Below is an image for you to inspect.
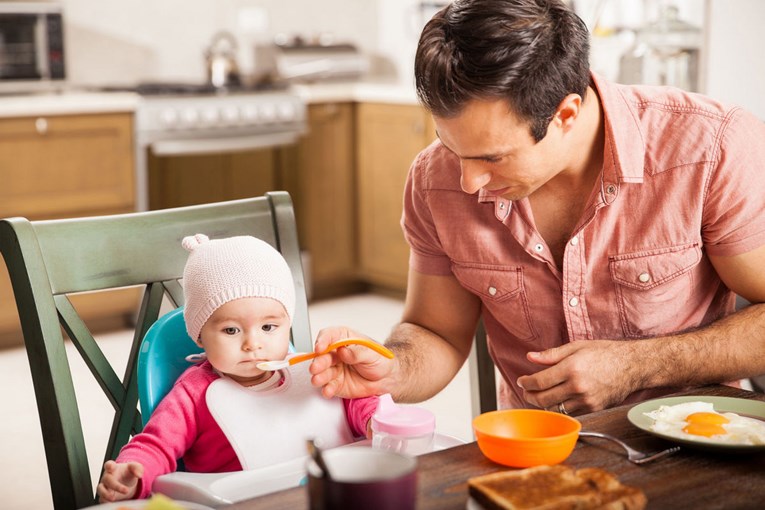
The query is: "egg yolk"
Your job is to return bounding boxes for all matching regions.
[682,412,730,437]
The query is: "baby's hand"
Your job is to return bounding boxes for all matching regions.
[97,460,144,502]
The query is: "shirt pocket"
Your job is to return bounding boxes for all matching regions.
[609,243,702,338]
[451,263,537,341]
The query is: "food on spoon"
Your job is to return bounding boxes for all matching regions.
[468,465,646,510]
[644,401,765,445]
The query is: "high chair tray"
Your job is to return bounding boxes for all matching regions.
[153,433,465,507]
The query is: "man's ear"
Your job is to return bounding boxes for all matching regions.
[552,93,583,130]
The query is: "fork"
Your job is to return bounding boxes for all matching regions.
[579,431,681,464]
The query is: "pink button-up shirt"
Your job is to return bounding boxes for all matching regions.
[402,73,765,409]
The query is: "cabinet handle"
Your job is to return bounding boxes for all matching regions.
[35,117,48,135]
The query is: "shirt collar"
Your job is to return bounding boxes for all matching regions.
[591,72,645,184]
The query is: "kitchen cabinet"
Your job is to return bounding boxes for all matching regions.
[147,150,277,210]
[356,103,436,293]
[279,102,362,299]
[0,112,139,348]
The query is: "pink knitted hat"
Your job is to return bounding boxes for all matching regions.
[181,233,295,340]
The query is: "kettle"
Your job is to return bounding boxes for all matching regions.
[204,31,241,88]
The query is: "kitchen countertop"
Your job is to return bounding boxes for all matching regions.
[0,79,419,118]
[0,90,140,118]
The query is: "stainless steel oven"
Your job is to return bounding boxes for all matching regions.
[128,83,307,211]
[0,2,65,93]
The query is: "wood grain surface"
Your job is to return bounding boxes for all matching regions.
[229,385,765,510]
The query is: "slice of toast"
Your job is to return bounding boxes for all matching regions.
[468,465,647,510]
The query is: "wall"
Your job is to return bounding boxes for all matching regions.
[704,0,765,119]
[60,0,765,120]
[61,0,380,86]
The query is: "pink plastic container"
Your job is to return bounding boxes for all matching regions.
[371,394,436,456]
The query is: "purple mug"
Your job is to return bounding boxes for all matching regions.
[307,446,417,510]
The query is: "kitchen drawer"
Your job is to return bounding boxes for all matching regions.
[0,112,135,219]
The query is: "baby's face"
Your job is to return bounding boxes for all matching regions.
[198,296,291,385]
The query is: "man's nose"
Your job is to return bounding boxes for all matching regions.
[460,160,491,194]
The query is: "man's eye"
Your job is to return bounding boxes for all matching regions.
[223,327,239,335]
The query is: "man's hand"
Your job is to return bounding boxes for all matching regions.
[96,460,143,502]
[517,340,643,414]
[309,326,396,399]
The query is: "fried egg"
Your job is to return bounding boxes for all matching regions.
[644,401,765,445]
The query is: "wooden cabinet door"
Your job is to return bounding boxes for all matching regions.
[279,103,360,299]
[0,113,135,219]
[356,103,436,292]
[148,150,276,210]
[0,112,138,346]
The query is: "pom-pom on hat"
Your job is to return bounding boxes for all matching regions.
[181,233,295,340]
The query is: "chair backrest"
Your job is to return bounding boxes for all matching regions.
[0,192,310,510]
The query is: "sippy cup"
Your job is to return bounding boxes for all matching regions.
[371,394,436,456]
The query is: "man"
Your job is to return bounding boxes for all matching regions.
[310,0,765,415]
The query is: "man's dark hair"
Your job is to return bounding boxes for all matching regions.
[415,0,591,142]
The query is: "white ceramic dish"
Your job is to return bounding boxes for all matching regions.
[153,433,466,507]
[627,395,765,452]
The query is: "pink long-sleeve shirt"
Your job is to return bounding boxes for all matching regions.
[117,361,378,498]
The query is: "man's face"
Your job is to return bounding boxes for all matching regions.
[433,98,565,201]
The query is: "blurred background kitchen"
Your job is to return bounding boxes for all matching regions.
[1,1,764,508]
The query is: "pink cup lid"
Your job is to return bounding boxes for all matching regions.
[372,394,436,436]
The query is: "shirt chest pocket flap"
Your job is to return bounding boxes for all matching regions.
[609,243,702,291]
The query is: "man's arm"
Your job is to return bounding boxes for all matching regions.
[387,269,482,402]
[310,269,481,402]
[518,245,765,414]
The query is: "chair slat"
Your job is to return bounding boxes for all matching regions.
[161,279,185,308]
[56,295,127,409]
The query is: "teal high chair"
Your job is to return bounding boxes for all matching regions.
[137,306,201,426]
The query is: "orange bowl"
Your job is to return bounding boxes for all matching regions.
[472,409,581,468]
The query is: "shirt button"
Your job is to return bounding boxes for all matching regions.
[606,184,617,194]
[498,202,505,210]
[638,272,651,283]
[570,237,579,246]
[534,243,544,252]
[569,297,579,307]
[488,286,497,296]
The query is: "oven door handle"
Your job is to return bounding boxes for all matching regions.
[149,131,300,156]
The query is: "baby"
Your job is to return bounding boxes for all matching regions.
[97,234,379,502]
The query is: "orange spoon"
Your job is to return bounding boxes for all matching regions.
[256,338,394,371]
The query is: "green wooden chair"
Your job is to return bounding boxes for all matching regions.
[0,191,310,510]
[468,318,498,418]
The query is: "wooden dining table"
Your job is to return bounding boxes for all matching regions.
[228,385,765,509]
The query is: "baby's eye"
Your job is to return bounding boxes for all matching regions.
[483,156,503,165]
[262,323,277,332]
[223,327,240,335]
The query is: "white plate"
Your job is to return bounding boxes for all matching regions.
[81,500,214,510]
[627,395,765,452]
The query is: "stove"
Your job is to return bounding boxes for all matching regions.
[121,81,307,211]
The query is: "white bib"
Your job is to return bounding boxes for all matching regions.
[206,363,355,470]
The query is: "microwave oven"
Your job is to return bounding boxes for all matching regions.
[0,2,65,93]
